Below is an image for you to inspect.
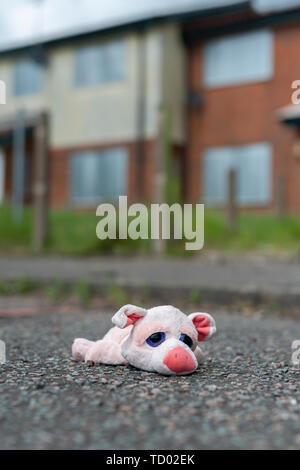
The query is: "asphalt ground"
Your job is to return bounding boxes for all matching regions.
[0,308,299,449]
[2,255,300,306]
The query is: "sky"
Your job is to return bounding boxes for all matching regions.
[0,0,299,49]
[0,0,237,46]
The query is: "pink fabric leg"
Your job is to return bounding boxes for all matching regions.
[72,338,95,362]
[72,327,131,365]
[85,339,128,365]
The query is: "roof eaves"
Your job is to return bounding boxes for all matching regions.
[0,1,250,56]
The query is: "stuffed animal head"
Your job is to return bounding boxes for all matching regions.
[112,304,216,375]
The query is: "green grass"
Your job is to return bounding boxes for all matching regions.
[0,277,38,295]
[0,205,33,253]
[204,210,300,254]
[1,204,300,256]
[189,289,201,305]
[14,277,38,293]
[44,277,65,301]
[72,280,92,306]
[48,209,151,255]
[106,284,129,305]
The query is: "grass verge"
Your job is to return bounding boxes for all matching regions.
[1,204,300,256]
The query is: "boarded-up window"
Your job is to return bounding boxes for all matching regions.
[71,148,128,205]
[203,142,272,206]
[14,58,43,96]
[203,29,273,88]
[74,40,126,86]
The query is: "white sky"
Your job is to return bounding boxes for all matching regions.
[0,0,298,49]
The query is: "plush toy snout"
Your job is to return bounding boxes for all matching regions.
[163,346,196,374]
[146,335,198,375]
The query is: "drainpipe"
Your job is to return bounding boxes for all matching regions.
[12,109,26,222]
[32,111,49,252]
[135,29,147,202]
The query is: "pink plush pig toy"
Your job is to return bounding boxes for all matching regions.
[72,304,217,376]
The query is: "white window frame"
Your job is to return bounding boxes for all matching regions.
[203,29,273,88]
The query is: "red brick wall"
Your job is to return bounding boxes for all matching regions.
[186,23,300,213]
[49,139,157,209]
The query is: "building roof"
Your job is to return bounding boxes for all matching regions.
[0,0,248,55]
[2,0,300,56]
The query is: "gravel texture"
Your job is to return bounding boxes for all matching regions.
[0,308,300,450]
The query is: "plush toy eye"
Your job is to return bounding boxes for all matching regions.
[146,332,166,347]
[179,333,193,348]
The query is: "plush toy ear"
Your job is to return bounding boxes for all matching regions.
[112,304,147,329]
[188,312,216,342]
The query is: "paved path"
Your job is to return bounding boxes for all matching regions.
[0,309,299,449]
[1,255,300,304]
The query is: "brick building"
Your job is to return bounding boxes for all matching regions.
[183,1,300,213]
[1,1,300,212]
